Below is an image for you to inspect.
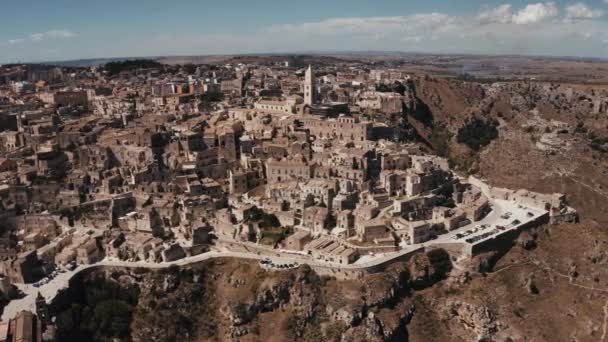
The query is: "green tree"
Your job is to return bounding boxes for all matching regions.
[200,91,224,103]
[456,118,499,151]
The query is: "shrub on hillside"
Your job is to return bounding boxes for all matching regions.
[457,118,499,151]
[104,59,162,75]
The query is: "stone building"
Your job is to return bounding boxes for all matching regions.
[299,115,372,143]
[392,217,431,244]
[357,91,404,113]
[4,310,42,342]
[76,239,101,265]
[355,218,390,242]
[54,91,89,108]
[0,251,40,283]
[302,206,329,235]
[283,230,312,251]
[254,96,301,114]
[265,155,312,183]
[229,170,262,195]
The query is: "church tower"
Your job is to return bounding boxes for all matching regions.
[304,65,315,106]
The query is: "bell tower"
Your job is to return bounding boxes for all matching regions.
[304,65,315,106]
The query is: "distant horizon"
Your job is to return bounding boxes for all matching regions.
[5,49,608,67]
[2,1,608,64]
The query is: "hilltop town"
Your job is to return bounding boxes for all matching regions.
[0,58,584,341]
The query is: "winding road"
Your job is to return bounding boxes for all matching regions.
[0,197,547,322]
[1,246,423,322]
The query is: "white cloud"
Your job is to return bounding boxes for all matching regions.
[29,30,76,41]
[402,36,422,43]
[267,13,455,37]
[512,2,559,24]
[258,2,608,57]
[269,2,564,41]
[478,4,513,24]
[5,30,76,46]
[565,3,604,19]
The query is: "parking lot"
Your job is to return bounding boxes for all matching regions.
[259,258,300,270]
[438,199,548,246]
[32,269,65,288]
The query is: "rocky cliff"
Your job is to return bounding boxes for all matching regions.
[50,249,451,341]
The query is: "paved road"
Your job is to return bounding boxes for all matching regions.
[0,247,420,322]
[1,198,548,322]
[1,251,267,322]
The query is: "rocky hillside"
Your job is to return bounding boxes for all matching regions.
[50,250,451,342]
[408,219,608,342]
[407,77,608,222]
[395,77,608,341]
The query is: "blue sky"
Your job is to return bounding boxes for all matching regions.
[2,1,608,63]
